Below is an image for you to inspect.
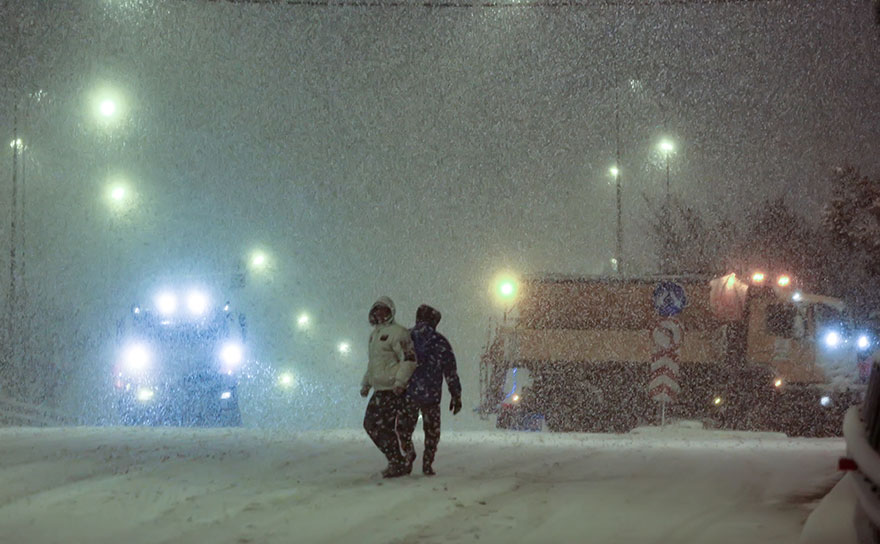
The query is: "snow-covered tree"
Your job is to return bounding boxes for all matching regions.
[643,194,861,311]
[823,167,880,273]
[821,167,880,316]
[644,196,743,276]
[737,198,818,279]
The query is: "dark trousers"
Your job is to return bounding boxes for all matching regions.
[363,391,405,464]
[397,399,442,464]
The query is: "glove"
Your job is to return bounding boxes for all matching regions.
[393,385,406,396]
[360,385,371,398]
[450,395,462,415]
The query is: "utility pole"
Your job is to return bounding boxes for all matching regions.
[615,108,622,276]
[613,3,623,276]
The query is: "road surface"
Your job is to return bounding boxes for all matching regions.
[0,425,843,544]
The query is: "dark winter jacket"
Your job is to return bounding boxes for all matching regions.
[406,305,462,406]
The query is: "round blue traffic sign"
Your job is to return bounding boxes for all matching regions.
[653,282,687,317]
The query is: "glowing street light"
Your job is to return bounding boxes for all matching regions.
[492,273,520,323]
[104,175,136,212]
[657,139,676,196]
[99,99,117,117]
[296,313,310,329]
[9,138,23,151]
[609,166,619,178]
[249,250,269,272]
[279,371,295,389]
[495,275,518,302]
[92,88,125,123]
[338,342,351,355]
[499,281,515,298]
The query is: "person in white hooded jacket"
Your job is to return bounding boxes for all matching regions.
[360,296,417,478]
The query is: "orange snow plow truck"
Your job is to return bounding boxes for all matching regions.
[479,273,867,436]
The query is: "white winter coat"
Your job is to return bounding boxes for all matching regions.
[361,297,417,392]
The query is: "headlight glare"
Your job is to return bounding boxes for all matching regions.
[121,343,151,374]
[824,330,841,349]
[186,290,210,316]
[220,341,244,370]
[156,291,177,316]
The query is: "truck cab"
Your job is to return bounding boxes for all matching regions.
[114,287,246,426]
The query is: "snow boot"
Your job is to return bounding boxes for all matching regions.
[382,461,408,479]
[403,449,417,475]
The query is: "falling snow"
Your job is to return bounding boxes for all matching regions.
[0,1,878,542]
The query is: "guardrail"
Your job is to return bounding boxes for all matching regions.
[0,396,77,427]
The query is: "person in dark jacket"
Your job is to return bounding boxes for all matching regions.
[397,304,462,476]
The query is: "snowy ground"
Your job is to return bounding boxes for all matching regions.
[0,425,845,544]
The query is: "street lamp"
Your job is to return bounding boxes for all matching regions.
[99,99,117,118]
[279,371,295,389]
[658,139,675,202]
[657,138,676,274]
[92,87,124,121]
[296,312,310,330]
[610,165,622,275]
[496,277,517,301]
[104,175,136,214]
[249,250,268,271]
[492,273,520,322]
[338,342,351,355]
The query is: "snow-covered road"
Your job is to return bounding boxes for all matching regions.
[0,426,844,544]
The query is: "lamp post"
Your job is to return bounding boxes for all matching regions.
[658,139,674,205]
[610,165,621,275]
[657,139,675,274]
[495,275,519,323]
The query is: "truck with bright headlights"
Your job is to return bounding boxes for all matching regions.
[481,271,867,436]
[113,288,247,426]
